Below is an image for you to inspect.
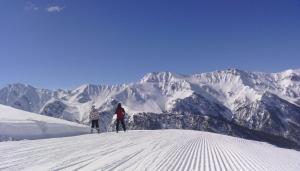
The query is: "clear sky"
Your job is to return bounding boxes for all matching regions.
[0,0,299,90]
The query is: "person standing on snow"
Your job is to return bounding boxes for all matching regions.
[89,105,100,133]
[115,103,126,133]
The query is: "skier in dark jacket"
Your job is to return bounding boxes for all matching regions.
[89,105,100,133]
[115,103,126,133]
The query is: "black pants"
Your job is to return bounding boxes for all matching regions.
[116,118,126,132]
[91,120,99,133]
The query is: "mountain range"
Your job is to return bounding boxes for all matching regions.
[1,68,300,149]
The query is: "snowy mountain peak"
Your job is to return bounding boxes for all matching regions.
[276,69,300,82]
[73,84,127,95]
[140,71,184,83]
[190,68,251,87]
[219,68,247,75]
[6,83,35,91]
[72,84,99,94]
[280,68,300,74]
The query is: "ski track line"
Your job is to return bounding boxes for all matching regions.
[152,143,180,170]
[212,140,228,171]
[191,136,199,170]
[99,133,166,171]
[132,139,164,170]
[224,143,251,171]
[106,146,149,170]
[216,144,233,170]
[129,140,169,170]
[51,157,97,171]
[156,142,185,170]
[221,141,251,171]
[80,142,143,171]
[220,138,252,171]
[232,142,276,171]
[228,144,265,171]
[1,143,91,169]
[185,138,198,171]
[153,136,189,170]
[210,140,223,171]
[211,139,236,171]
[225,138,260,171]
[204,137,209,171]
[70,160,98,171]
[199,136,205,171]
[223,144,258,171]
[54,134,148,170]
[0,150,62,169]
[1,135,124,170]
[0,163,19,170]
[58,147,137,170]
[207,137,217,171]
[175,138,197,171]
[167,138,192,171]
[171,139,192,170]
[51,150,114,170]
[237,145,272,171]
[98,149,144,171]
[217,137,277,171]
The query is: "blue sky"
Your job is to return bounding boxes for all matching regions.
[0,0,299,89]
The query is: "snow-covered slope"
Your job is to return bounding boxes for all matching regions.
[0,130,299,171]
[0,104,89,141]
[0,68,300,147]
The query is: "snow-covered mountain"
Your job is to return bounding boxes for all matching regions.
[0,68,300,147]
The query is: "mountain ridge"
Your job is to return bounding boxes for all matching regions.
[1,68,300,148]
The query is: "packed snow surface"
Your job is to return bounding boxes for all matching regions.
[0,104,89,141]
[0,130,299,171]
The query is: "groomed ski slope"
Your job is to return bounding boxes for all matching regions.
[1,130,300,171]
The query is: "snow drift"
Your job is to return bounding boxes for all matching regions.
[0,104,89,141]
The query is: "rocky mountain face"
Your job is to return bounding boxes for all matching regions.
[1,69,300,149]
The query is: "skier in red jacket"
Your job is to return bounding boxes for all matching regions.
[115,103,126,133]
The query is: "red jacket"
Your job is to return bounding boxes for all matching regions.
[116,107,125,120]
